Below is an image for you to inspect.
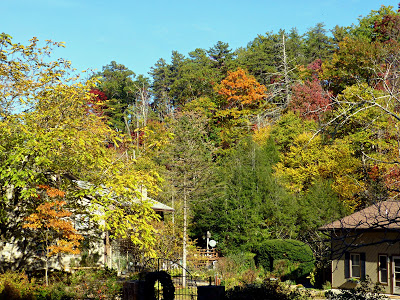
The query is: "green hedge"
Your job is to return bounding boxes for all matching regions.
[254,239,315,280]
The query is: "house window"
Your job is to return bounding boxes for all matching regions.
[378,255,388,284]
[350,253,361,278]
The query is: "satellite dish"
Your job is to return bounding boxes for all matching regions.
[209,240,217,248]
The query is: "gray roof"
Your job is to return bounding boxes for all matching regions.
[74,180,174,212]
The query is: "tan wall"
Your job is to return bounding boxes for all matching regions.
[331,231,400,294]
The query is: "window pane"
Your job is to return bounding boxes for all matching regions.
[351,255,360,266]
[351,254,360,278]
[352,265,360,278]
[379,255,388,283]
[381,270,388,283]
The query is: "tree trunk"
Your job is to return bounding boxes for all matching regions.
[45,230,49,286]
[282,34,291,108]
[182,175,187,288]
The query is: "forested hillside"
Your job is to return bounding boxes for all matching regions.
[1,4,400,273]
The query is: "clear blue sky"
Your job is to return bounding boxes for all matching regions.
[2,0,399,77]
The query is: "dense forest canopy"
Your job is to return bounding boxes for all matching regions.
[2,4,400,270]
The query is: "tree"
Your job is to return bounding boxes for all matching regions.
[235,32,281,86]
[304,23,333,62]
[214,68,267,151]
[207,41,235,76]
[290,78,332,121]
[192,136,299,253]
[274,130,363,210]
[23,185,83,285]
[351,5,398,42]
[159,111,214,285]
[0,34,160,270]
[94,61,137,132]
[149,58,173,120]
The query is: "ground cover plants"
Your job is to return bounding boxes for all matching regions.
[0,269,122,300]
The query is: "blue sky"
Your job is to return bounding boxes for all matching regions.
[2,0,399,77]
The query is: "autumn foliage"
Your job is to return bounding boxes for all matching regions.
[290,79,332,121]
[23,185,83,257]
[216,68,267,109]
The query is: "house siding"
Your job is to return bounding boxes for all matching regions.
[331,231,400,294]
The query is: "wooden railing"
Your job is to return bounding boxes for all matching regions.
[188,248,219,268]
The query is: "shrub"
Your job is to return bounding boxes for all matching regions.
[70,268,122,299]
[225,279,311,300]
[216,252,264,289]
[253,239,315,280]
[0,271,35,300]
[325,276,388,300]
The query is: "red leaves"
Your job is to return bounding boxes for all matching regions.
[87,89,108,117]
[373,14,400,42]
[290,79,332,121]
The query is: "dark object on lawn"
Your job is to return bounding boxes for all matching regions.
[143,271,175,300]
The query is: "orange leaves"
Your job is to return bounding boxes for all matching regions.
[216,68,267,109]
[23,185,83,256]
[37,184,66,198]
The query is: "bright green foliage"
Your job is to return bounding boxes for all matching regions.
[330,84,394,155]
[207,41,235,74]
[254,239,315,280]
[0,34,160,267]
[322,37,396,95]
[149,42,236,116]
[94,61,145,133]
[234,32,281,86]
[351,5,398,41]
[271,112,317,153]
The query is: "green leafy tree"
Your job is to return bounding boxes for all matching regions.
[95,61,137,132]
[158,111,214,281]
[304,23,334,62]
[0,34,160,270]
[149,58,173,120]
[192,137,298,253]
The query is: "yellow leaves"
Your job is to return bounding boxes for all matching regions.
[1,34,161,254]
[274,131,362,209]
[252,126,272,146]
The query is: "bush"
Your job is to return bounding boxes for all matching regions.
[254,239,315,280]
[325,276,388,300]
[0,268,122,300]
[216,252,264,289]
[225,279,311,300]
[70,268,122,299]
[0,271,35,300]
